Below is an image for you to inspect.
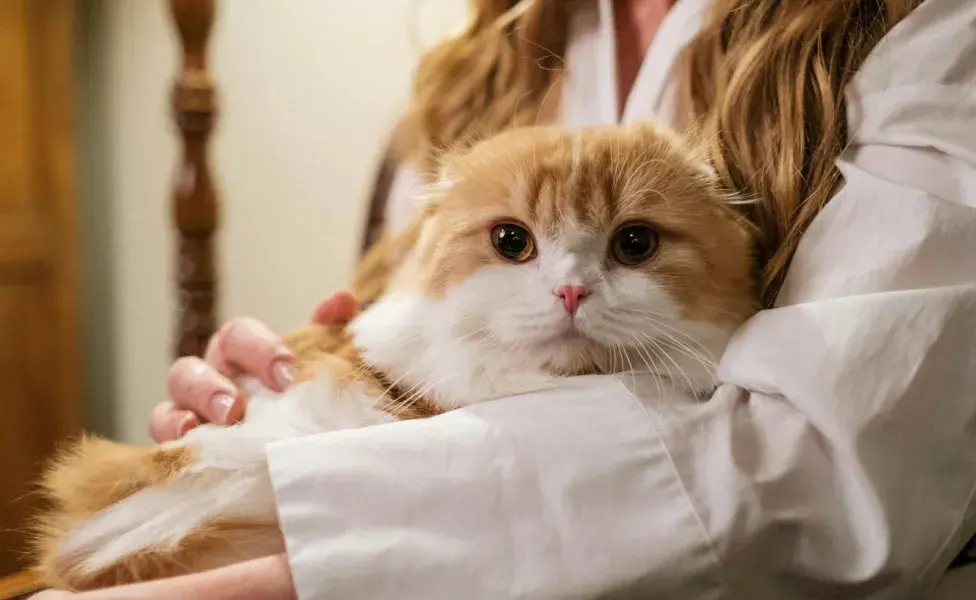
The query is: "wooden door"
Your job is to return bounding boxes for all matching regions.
[0,0,81,582]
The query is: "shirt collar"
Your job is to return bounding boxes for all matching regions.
[560,0,712,128]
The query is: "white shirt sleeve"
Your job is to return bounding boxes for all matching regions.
[267,1,976,598]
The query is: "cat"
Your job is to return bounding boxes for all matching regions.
[31,122,758,591]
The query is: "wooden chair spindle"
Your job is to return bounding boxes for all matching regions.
[169,0,219,358]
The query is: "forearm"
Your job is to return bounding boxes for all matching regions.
[72,554,295,600]
[265,377,722,599]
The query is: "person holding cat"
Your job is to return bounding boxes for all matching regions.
[39,0,976,598]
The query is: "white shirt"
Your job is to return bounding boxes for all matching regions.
[266,0,976,598]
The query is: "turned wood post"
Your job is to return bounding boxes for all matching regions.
[170,0,219,358]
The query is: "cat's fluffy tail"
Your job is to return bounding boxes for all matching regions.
[30,374,378,591]
[32,434,281,591]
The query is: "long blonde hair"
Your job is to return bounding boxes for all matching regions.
[392,0,922,307]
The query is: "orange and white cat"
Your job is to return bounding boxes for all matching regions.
[33,122,757,590]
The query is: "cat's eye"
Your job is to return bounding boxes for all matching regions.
[610,223,659,266]
[491,222,536,263]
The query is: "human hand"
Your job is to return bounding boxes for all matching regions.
[29,592,75,600]
[27,554,296,600]
[150,290,360,442]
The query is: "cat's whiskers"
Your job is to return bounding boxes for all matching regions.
[614,341,638,392]
[639,332,698,394]
[652,331,717,375]
[586,311,666,351]
[390,374,454,420]
[622,301,740,321]
[617,344,628,376]
[580,307,715,387]
[635,332,676,392]
[615,307,718,362]
[623,313,717,369]
[627,334,666,401]
[611,305,720,390]
[386,377,436,419]
[644,338,678,396]
[612,343,624,375]
[344,356,392,387]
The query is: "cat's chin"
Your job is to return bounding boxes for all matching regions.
[533,334,609,377]
[533,329,589,349]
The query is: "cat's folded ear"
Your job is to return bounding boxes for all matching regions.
[625,119,718,181]
[415,139,478,213]
[432,162,459,199]
[431,137,480,193]
[352,131,489,306]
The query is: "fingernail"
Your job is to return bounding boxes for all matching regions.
[177,414,199,438]
[274,361,296,389]
[213,393,238,424]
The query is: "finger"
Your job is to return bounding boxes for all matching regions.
[166,356,246,425]
[205,317,295,392]
[149,401,201,443]
[311,290,360,325]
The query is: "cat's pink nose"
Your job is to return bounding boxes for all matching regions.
[555,285,588,316]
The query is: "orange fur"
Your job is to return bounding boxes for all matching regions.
[32,122,758,591]
[38,513,282,591]
[32,439,202,589]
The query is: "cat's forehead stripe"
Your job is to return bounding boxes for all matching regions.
[522,160,596,237]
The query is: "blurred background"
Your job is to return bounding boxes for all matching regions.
[79,0,465,444]
[0,0,466,590]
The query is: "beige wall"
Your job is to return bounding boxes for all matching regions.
[79,1,467,443]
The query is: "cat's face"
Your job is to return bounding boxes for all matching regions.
[353,124,757,406]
